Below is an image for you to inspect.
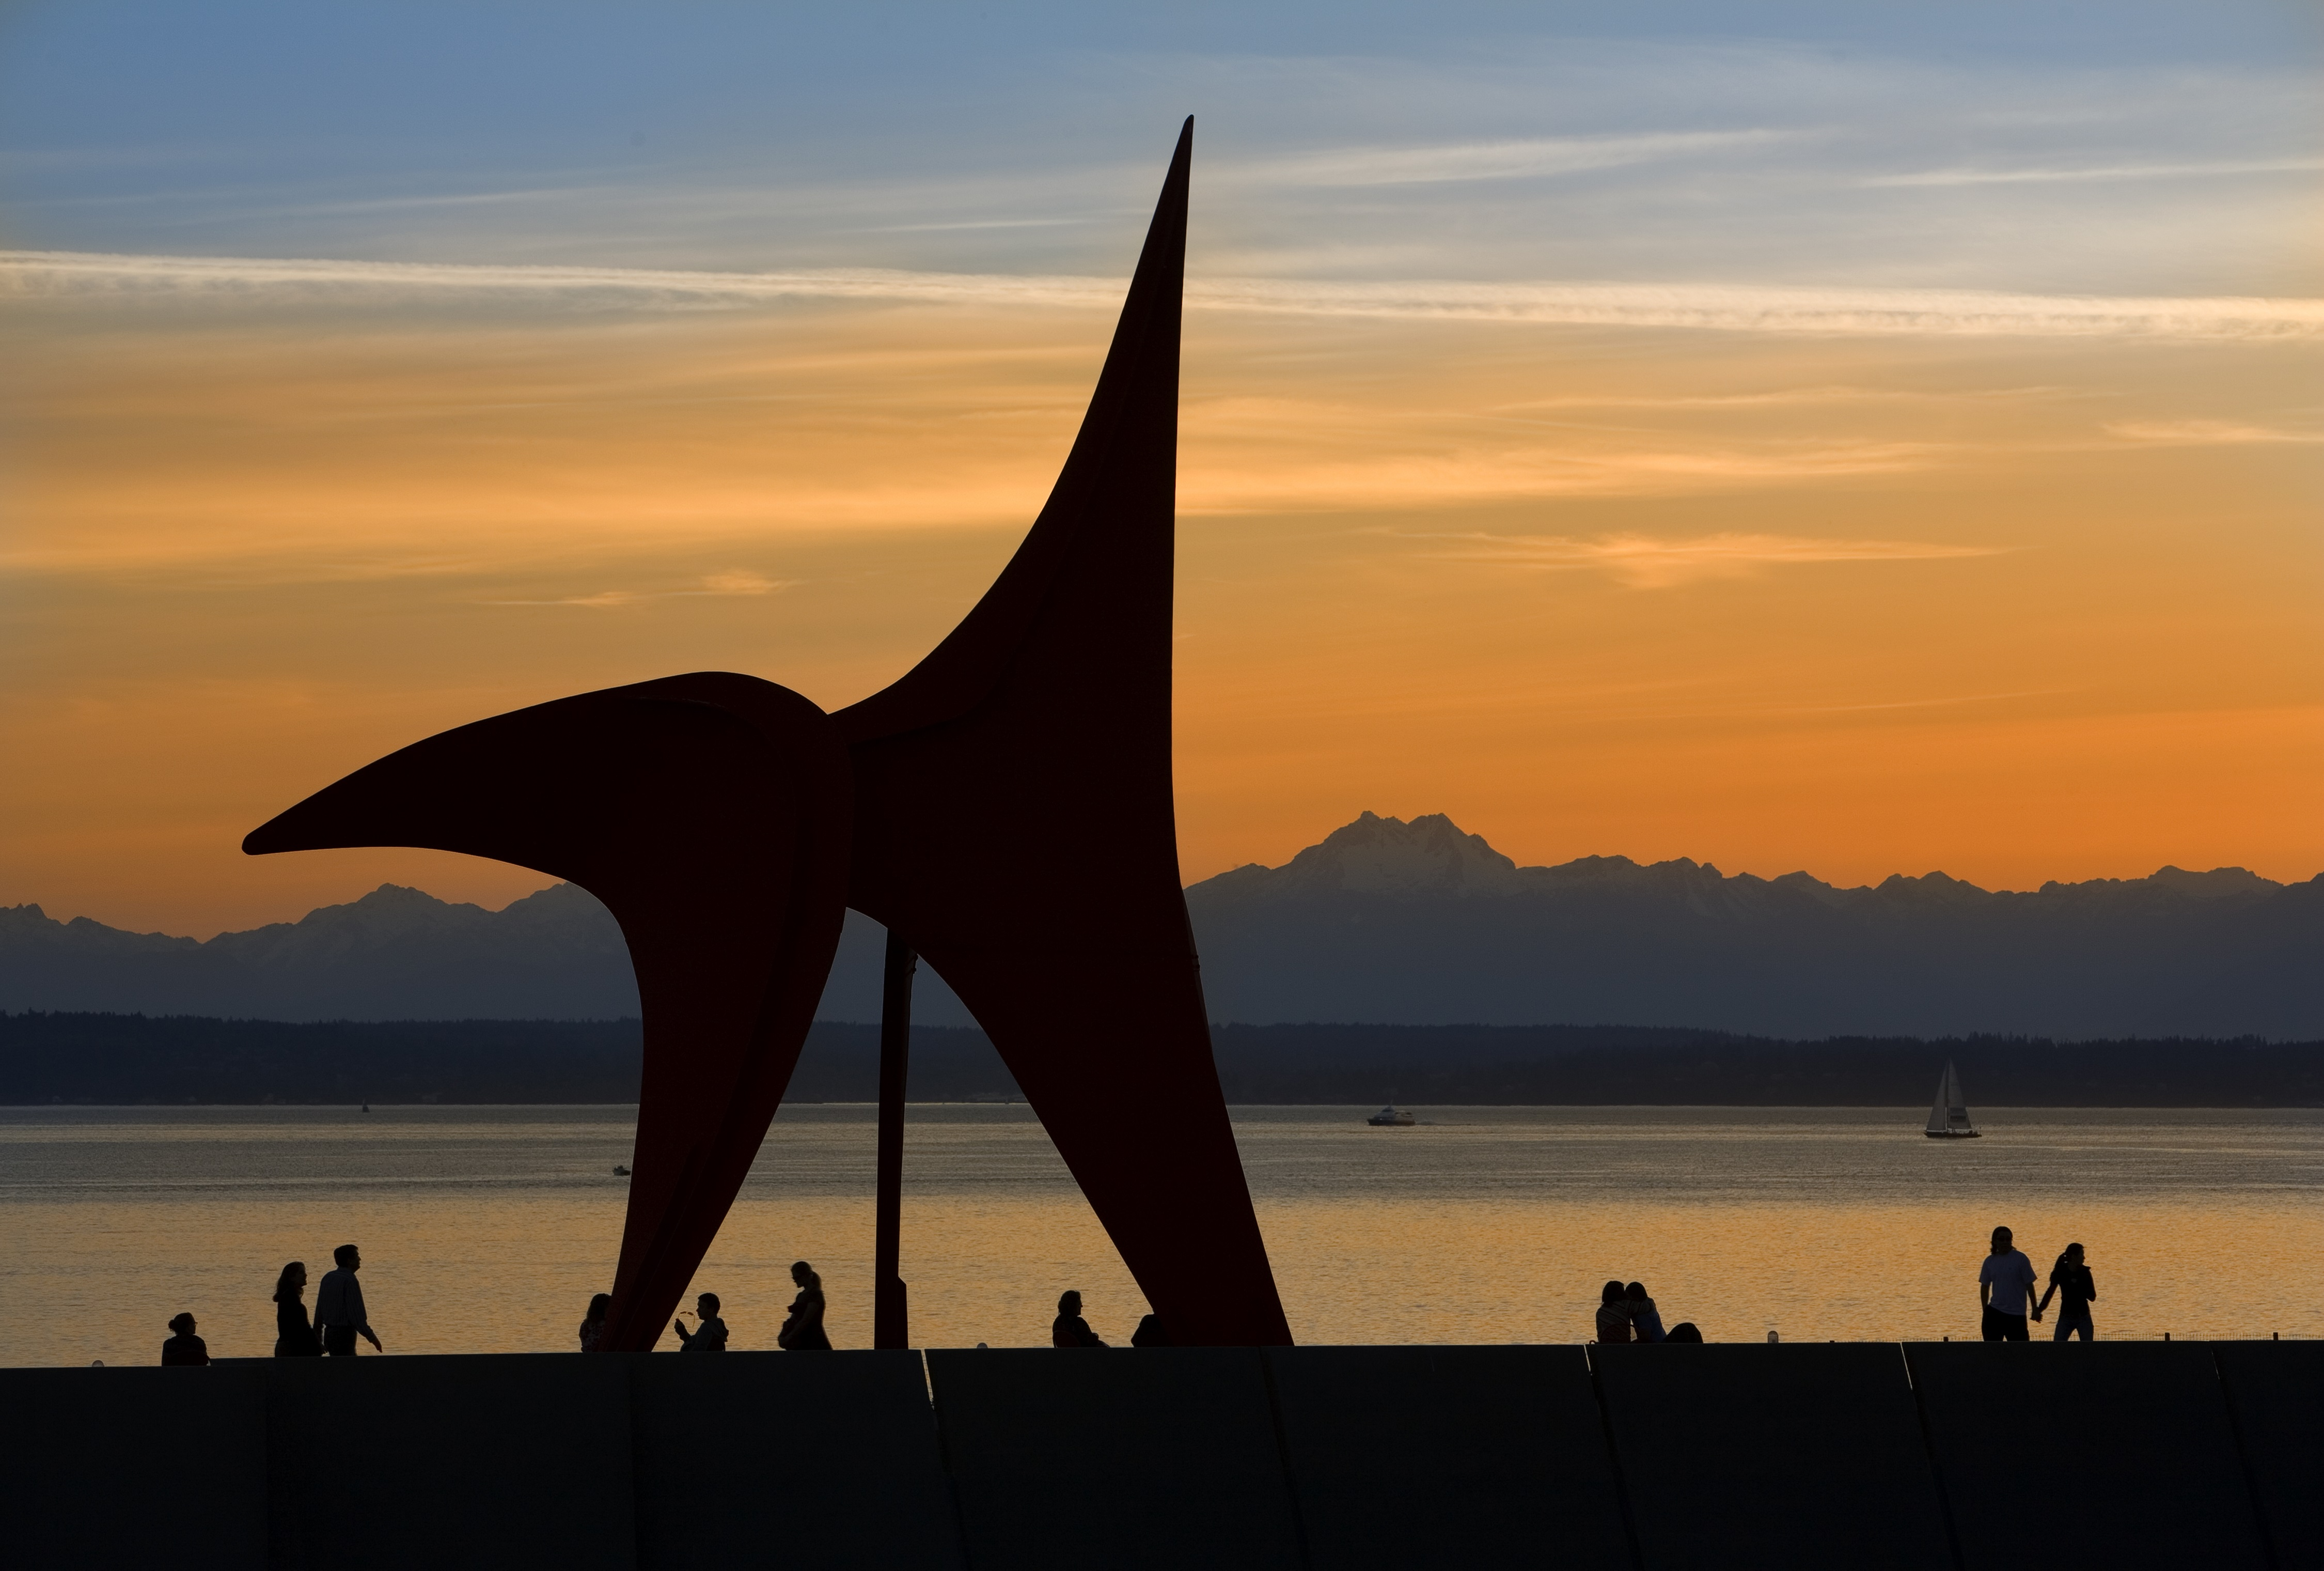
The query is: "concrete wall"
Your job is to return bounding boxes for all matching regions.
[927,1347,1301,1571]
[2,1343,2309,1570]
[2213,1341,2324,1569]
[1597,1342,1952,1571]
[1906,1341,2269,1570]
[1264,1344,1628,1571]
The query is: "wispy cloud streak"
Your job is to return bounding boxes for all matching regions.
[1227,129,1797,187]
[1195,279,2324,340]
[8,249,2321,340]
[2105,418,2324,445]
[1866,157,2324,188]
[477,570,790,608]
[1419,531,2012,588]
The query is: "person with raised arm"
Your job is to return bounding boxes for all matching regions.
[674,1292,728,1352]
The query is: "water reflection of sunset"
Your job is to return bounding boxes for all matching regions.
[6,1106,2316,1366]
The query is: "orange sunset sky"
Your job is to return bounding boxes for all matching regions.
[3,3,2319,937]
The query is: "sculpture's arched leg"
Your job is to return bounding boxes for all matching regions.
[244,672,851,1351]
[839,120,1293,1346]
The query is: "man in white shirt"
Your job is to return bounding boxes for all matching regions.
[1977,1224,2039,1341]
[316,1243,384,1356]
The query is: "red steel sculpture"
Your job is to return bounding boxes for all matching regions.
[244,120,1295,1351]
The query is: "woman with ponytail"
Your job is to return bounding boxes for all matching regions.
[778,1261,832,1349]
[2036,1242,2097,1341]
[273,1262,322,1357]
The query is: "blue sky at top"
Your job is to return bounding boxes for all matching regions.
[3,1,2316,294]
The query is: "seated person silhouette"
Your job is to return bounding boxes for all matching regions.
[160,1313,209,1366]
[674,1293,729,1352]
[578,1292,611,1353]
[1594,1280,1632,1344]
[1665,1322,1704,1343]
[1052,1290,1107,1347]
[1625,1281,1668,1343]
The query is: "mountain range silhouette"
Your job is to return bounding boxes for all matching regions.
[4,812,2316,1037]
[1186,813,2319,1038]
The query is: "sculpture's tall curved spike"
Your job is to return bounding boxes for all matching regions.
[839,117,1295,1345]
[244,674,851,1352]
[838,117,1193,745]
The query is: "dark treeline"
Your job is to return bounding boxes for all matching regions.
[3,1014,648,1105]
[0,1015,1020,1106]
[1206,1023,2324,1107]
[4,1012,2320,1107]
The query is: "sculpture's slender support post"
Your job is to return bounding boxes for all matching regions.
[840,119,1293,1345]
[873,931,916,1349]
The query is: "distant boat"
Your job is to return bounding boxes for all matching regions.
[1367,1105,1416,1127]
[613,1164,631,1176]
[1924,1062,1981,1139]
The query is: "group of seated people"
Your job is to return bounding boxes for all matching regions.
[1051,1290,1172,1347]
[1595,1280,1702,1343]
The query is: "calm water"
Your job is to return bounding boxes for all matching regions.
[2,1105,2318,1367]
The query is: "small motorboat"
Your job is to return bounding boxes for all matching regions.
[612,1164,632,1176]
[1367,1105,1416,1127]
[1924,1061,1981,1139]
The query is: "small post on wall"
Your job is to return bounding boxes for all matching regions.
[873,931,916,1349]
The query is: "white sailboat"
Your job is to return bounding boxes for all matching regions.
[1924,1061,1980,1139]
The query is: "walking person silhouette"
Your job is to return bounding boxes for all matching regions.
[1978,1225,2038,1341]
[316,1244,383,1356]
[778,1262,831,1350]
[273,1262,322,1357]
[2036,1242,2097,1341]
